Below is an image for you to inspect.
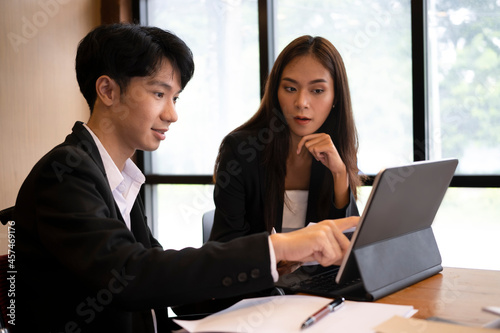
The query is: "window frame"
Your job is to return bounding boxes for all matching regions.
[135,0,500,231]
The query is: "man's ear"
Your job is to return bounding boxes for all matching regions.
[95,75,119,107]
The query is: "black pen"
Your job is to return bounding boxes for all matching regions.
[300,297,345,330]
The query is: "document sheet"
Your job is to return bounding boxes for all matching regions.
[174,295,416,333]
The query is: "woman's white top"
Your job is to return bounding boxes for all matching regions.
[282,190,309,233]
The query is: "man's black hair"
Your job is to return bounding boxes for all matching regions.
[75,23,195,112]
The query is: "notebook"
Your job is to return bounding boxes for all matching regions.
[276,158,458,301]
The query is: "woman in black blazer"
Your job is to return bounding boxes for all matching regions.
[211,36,363,248]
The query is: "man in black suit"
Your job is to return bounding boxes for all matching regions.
[14,23,358,332]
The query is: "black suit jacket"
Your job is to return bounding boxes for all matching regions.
[211,131,359,242]
[14,122,274,333]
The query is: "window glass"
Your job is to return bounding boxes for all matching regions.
[356,186,500,270]
[147,0,260,174]
[427,0,500,174]
[274,0,413,174]
[155,184,214,250]
[432,188,500,270]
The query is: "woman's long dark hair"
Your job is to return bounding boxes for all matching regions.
[214,35,362,232]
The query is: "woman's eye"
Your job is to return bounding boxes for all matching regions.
[173,96,179,103]
[284,86,296,92]
[313,89,324,94]
[155,92,164,98]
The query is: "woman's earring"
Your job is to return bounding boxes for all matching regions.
[332,104,336,109]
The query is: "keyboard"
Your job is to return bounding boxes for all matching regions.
[299,268,362,295]
[276,264,363,299]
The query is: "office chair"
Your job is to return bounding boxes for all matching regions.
[202,209,215,243]
[0,207,13,226]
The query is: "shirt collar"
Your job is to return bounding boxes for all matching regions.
[82,124,145,191]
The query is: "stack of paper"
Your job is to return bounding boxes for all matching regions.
[174,295,416,333]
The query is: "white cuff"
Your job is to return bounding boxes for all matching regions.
[268,236,279,282]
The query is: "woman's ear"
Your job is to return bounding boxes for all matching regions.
[95,75,119,107]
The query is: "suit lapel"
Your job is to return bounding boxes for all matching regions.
[67,121,107,176]
[130,197,152,248]
[69,121,152,248]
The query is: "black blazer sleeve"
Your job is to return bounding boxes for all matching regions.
[307,158,360,223]
[211,133,268,242]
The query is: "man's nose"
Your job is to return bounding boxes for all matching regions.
[161,102,178,123]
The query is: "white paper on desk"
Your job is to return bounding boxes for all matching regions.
[173,295,416,333]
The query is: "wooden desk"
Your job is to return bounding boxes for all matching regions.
[376,267,500,327]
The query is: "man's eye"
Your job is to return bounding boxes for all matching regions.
[155,92,164,98]
[173,96,179,103]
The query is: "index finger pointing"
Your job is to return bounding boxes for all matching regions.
[333,216,359,232]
